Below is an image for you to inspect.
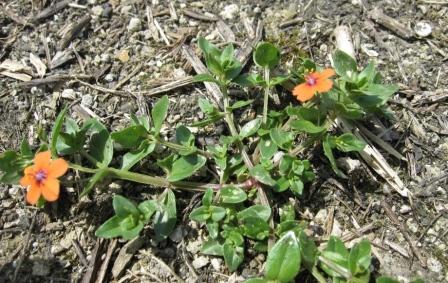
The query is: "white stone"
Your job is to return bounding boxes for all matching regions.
[337,157,361,173]
[104,73,115,82]
[61,89,76,99]
[81,94,94,106]
[91,6,104,16]
[192,256,209,269]
[210,258,222,271]
[399,205,411,214]
[414,21,432,37]
[127,18,142,33]
[220,4,239,20]
[427,257,443,273]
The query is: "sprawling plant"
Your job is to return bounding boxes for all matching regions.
[0,37,417,282]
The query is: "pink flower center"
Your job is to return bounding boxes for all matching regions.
[35,170,47,183]
[305,75,317,86]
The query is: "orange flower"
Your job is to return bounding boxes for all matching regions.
[20,151,68,205]
[292,68,335,102]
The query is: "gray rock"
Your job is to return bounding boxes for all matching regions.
[210,258,222,271]
[427,257,443,273]
[169,226,184,243]
[91,6,104,16]
[192,256,209,269]
[128,18,142,33]
[220,4,239,20]
[104,73,115,82]
[81,94,94,106]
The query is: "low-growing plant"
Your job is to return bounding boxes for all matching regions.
[0,37,413,282]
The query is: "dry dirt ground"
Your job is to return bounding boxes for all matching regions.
[1,0,448,282]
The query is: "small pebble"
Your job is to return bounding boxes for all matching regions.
[220,4,239,20]
[127,18,142,33]
[399,205,412,214]
[192,256,209,269]
[414,21,432,37]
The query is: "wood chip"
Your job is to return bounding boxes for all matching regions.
[368,7,414,39]
[216,20,235,42]
[29,53,47,77]
[59,15,91,50]
[0,71,32,81]
[182,9,218,22]
[33,0,71,22]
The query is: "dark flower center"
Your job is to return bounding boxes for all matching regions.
[305,75,317,86]
[35,170,47,183]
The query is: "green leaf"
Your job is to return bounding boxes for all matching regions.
[233,73,265,87]
[270,128,293,150]
[348,239,371,275]
[210,206,226,222]
[358,61,376,86]
[198,36,220,58]
[138,200,158,221]
[190,206,211,222]
[79,167,109,197]
[153,189,177,241]
[265,231,301,283]
[113,195,140,217]
[333,50,357,79]
[198,98,216,114]
[279,204,295,222]
[228,100,254,110]
[335,133,366,152]
[175,125,194,148]
[245,278,269,283]
[20,139,33,158]
[205,53,224,78]
[224,60,242,81]
[95,215,127,239]
[298,230,318,271]
[0,151,21,184]
[111,125,147,148]
[249,164,276,186]
[357,84,399,108]
[167,154,207,181]
[254,42,280,69]
[151,95,169,136]
[130,114,150,131]
[241,216,270,240]
[259,137,278,159]
[240,118,262,138]
[223,243,244,272]
[121,140,156,171]
[290,119,326,134]
[206,220,219,239]
[237,205,271,222]
[89,120,113,167]
[290,179,304,196]
[269,75,289,86]
[201,239,224,256]
[50,107,67,157]
[220,44,235,62]
[323,135,346,178]
[202,188,213,206]
[193,73,220,84]
[376,277,400,283]
[220,186,247,204]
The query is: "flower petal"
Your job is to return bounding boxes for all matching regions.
[20,175,36,188]
[318,68,336,80]
[316,79,333,93]
[293,83,316,102]
[41,178,60,202]
[34,151,51,170]
[48,158,69,179]
[26,186,42,205]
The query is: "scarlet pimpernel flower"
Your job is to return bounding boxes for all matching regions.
[20,151,68,205]
[292,68,335,102]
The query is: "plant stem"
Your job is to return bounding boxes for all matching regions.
[69,163,252,192]
[262,67,270,125]
[221,85,253,169]
[81,150,103,168]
